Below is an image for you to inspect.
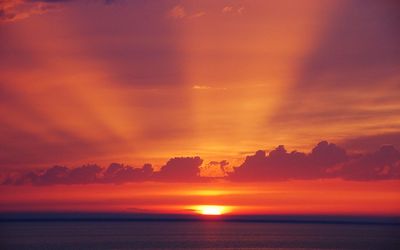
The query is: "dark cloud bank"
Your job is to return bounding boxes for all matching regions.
[2,141,400,185]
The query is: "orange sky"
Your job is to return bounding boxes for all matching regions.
[0,0,399,216]
[1,180,400,215]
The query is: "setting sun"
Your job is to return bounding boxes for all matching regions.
[193,205,229,215]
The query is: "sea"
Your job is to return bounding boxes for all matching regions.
[1,220,399,250]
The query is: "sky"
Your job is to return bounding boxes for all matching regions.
[0,0,399,216]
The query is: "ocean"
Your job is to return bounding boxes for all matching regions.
[1,221,399,249]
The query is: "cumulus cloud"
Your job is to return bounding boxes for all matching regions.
[102,163,153,184]
[154,157,203,182]
[2,164,102,185]
[2,141,400,185]
[337,145,400,181]
[229,141,399,181]
[209,160,229,168]
[1,157,203,185]
[201,160,229,177]
[3,164,89,185]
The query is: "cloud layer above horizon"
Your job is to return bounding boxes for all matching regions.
[2,141,400,185]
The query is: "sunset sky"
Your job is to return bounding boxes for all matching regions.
[0,0,399,216]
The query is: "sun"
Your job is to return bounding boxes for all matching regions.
[193,205,228,215]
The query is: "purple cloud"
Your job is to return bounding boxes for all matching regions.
[229,141,399,181]
[336,145,400,181]
[154,157,203,182]
[2,141,400,185]
[102,163,153,184]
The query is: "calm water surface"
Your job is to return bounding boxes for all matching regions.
[1,221,399,249]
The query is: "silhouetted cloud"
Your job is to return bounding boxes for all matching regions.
[336,145,400,181]
[154,157,203,182]
[1,157,203,185]
[201,160,229,177]
[3,164,102,185]
[208,160,229,168]
[102,163,153,184]
[2,141,400,185]
[66,164,102,184]
[229,141,399,181]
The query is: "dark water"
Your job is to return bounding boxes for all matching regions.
[1,221,399,249]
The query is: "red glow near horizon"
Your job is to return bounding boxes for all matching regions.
[1,180,399,216]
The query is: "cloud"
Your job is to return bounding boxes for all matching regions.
[222,5,244,15]
[229,141,399,181]
[222,6,233,13]
[192,85,227,91]
[102,163,153,184]
[336,145,400,181]
[0,0,63,23]
[167,5,205,20]
[3,164,102,185]
[201,160,229,177]
[209,160,229,168]
[2,141,400,185]
[154,157,203,182]
[66,164,103,184]
[0,0,117,23]
[167,5,186,19]
[1,157,203,185]
[193,85,211,90]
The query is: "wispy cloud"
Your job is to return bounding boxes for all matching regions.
[192,85,227,90]
[0,0,118,23]
[193,85,211,90]
[0,0,63,23]
[167,4,186,19]
[167,4,205,20]
[222,5,244,15]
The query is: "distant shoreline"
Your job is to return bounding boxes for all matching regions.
[1,213,399,225]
